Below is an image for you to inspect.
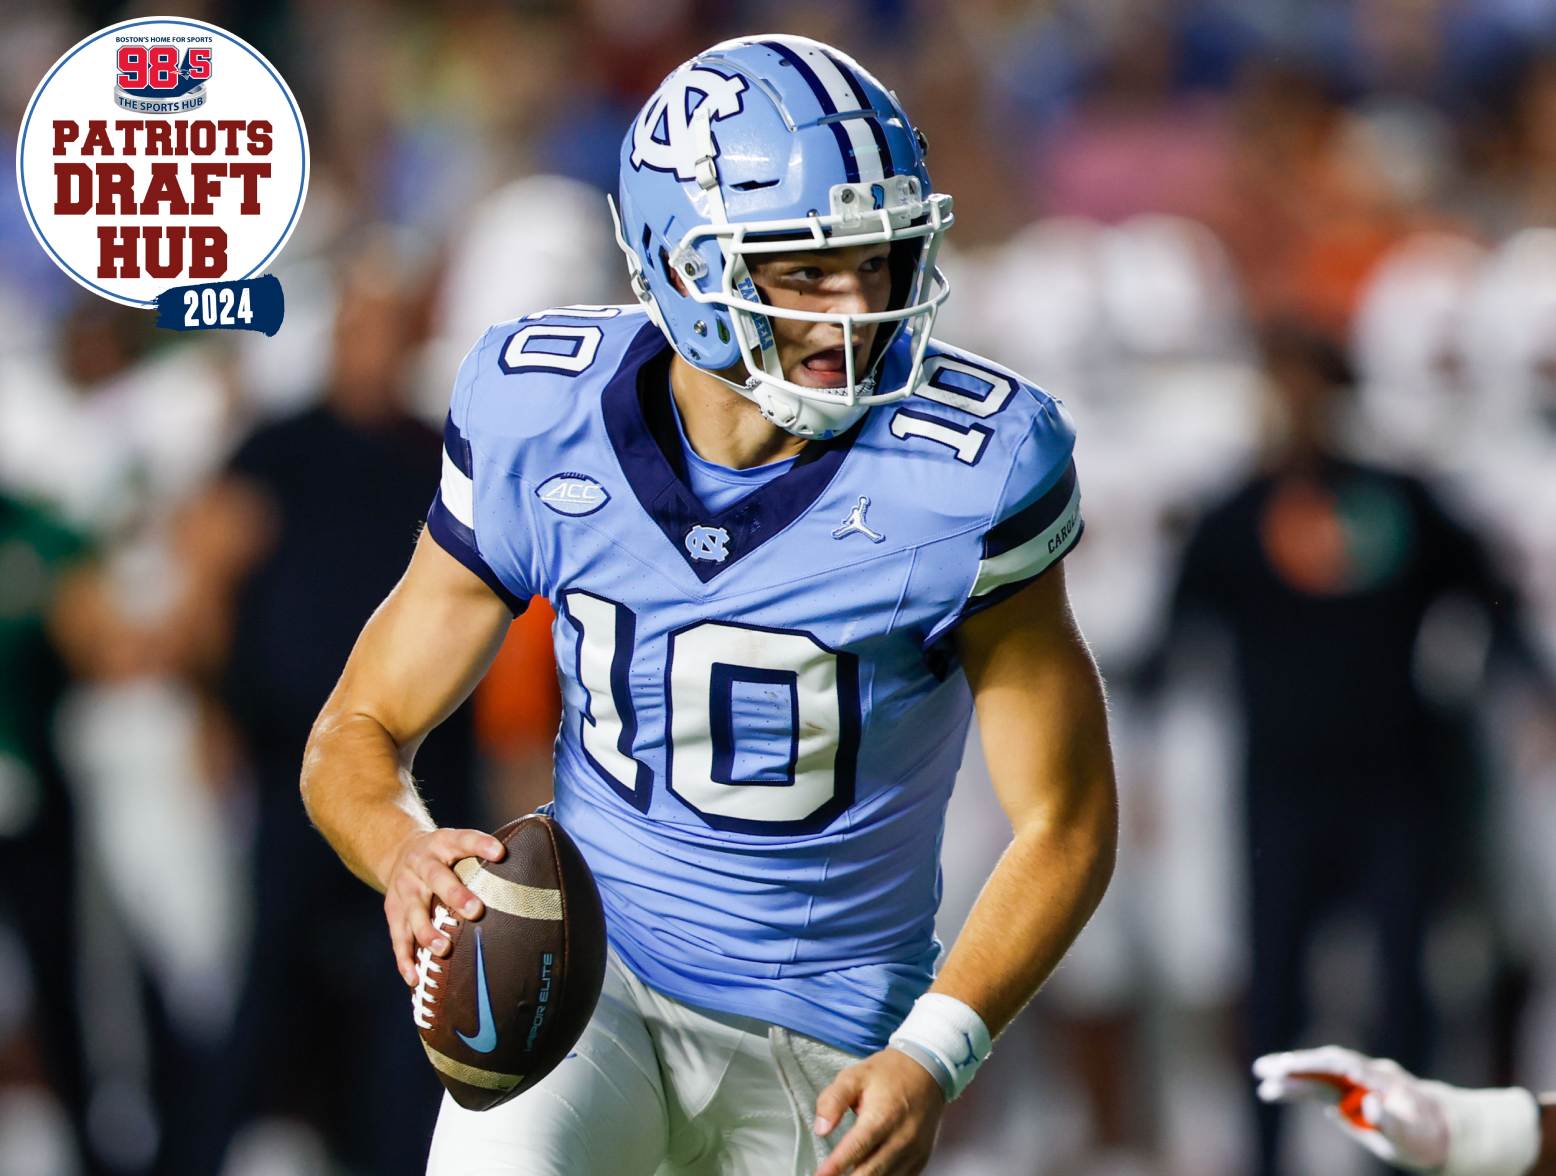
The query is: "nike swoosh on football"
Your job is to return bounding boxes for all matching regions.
[456,928,499,1054]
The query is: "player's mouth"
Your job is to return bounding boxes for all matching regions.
[797,346,851,388]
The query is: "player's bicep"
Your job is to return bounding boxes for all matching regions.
[323,527,515,757]
[955,565,1115,834]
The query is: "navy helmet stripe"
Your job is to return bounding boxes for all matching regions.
[826,51,872,109]
[761,39,860,184]
[793,43,885,182]
[821,51,895,178]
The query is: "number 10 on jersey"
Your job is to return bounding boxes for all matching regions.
[563,591,860,835]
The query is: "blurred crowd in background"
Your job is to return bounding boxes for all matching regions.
[2,1,1556,1174]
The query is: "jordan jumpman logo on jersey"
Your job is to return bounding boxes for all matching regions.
[832,495,885,543]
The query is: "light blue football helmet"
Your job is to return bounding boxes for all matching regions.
[610,35,955,439]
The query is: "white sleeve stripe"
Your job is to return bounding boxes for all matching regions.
[970,482,1081,598]
[440,449,475,529]
[795,46,886,182]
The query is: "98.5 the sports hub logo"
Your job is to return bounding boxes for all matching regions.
[114,39,211,114]
[15,16,308,334]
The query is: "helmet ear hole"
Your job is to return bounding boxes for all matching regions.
[661,247,699,298]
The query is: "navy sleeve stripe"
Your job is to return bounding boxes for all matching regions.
[443,412,474,478]
[983,459,1077,559]
[970,476,1081,600]
[426,494,527,616]
[921,520,1086,655]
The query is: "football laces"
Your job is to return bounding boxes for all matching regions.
[411,905,460,1030]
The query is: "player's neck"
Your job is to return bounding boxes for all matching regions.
[668,356,808,470]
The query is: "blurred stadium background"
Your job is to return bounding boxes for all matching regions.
[3,1,1556,1173]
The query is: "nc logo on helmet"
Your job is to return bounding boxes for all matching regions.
[631,67,748,182]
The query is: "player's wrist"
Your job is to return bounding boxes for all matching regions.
[887,992,992,1102]
[374,818,435,890]
[1421,1082,1541,1176]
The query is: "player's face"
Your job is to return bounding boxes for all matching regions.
[747,244,893,390]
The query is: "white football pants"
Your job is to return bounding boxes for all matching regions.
[426,948,859,1175]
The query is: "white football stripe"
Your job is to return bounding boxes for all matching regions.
[795,45,885,182]
[454,858,563,921]
[440,449,475,529]
[971,483,1082,598]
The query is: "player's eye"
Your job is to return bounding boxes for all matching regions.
[785,266,823,282]
[860,254,888,274]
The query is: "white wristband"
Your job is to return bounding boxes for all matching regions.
[1423,1082,1541,1176]
[887,993,992,1101]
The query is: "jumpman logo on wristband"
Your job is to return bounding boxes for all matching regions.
[954,1030,978,1067]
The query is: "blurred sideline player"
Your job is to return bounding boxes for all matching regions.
[303,35,1117,1175]
[1255,1046,1555,1176]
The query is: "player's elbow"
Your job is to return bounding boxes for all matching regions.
[1067,690,1120,903]
[1068,760,1117,877]
[1053,767,1118,928]
[1087,783,1119,907]
[298,699,393,815]
[1019,758,1118,907]
[299,703,346,817]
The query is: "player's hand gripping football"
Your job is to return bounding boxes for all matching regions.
[813,1047,946,1176]
[1254,1046,1450,1170]
[382,827,506,986]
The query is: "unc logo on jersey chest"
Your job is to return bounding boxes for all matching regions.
[684,525,730,563]
[536,473,610,517]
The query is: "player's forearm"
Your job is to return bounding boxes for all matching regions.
[299,533,513,893]
[930,769,1117,1037]
[941,566,1119,1038]
[301,706,434,892]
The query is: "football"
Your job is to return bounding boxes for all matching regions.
[412,813,607,1111]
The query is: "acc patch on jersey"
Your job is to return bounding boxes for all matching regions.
[535,473,610,517]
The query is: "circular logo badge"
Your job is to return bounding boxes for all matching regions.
[15,16,308,311]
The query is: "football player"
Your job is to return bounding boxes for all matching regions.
[1255,1047,1555,1176]
[302,35,1117,1175]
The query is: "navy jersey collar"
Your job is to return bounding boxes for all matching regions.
[602,322,862,583]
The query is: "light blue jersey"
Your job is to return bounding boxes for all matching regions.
[426,306,1082,1055]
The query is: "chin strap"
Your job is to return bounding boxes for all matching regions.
[745,376,877,439]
